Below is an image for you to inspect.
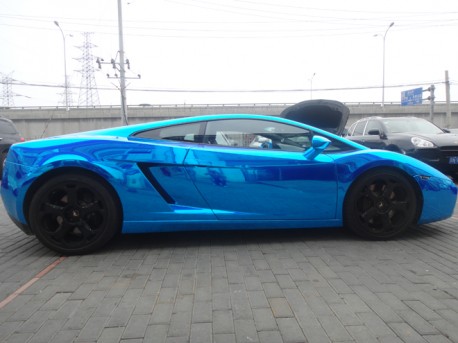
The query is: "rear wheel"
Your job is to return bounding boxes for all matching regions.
[28,173,121,255]
[344,169,418,239]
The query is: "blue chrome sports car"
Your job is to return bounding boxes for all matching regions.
[1,114,457,254]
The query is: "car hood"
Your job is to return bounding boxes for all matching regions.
[280,99,349,135]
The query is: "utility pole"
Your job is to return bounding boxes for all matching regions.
[117,0,128,125]
[445,70,451,128]
[96,0,140,125]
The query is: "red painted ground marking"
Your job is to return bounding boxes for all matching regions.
[0,256,66,309]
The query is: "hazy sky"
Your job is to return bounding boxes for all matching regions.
[1,0,457,107]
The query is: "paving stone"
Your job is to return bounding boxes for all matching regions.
[234,318,259,343]
[28,318,66,343]
[150,303,174,327]
[398,310,439,335]
[318,315,352,341]
[257,330,283,343]
[190,322,212,343]
[212,292,232,310]
[213,333,236,343]
[389,322,429,343]
[192,301,212,323]
[269,298,295,319]
[49,329,79,343]
[97,326,124,343]
[213,310,234,334]
[122,314,150,339]
[75,316,108,342]
[346,325,378,343]
[262,282,284,298]
[252,308,277,331]
[276,318,306,343]
[168,311,192,338]
[143,324,169,343]
[247,290,270,309]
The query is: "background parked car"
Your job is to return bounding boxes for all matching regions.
[0,117,24,178]
[345,116,458,180]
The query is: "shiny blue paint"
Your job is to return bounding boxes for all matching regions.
[1,114,456,238]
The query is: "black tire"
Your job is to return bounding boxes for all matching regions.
[344,169,418,239]
[28,173,121,255]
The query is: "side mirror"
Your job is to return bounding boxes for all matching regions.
[367,129,387,139]
[367,129,380,136]
[304,135,331,160]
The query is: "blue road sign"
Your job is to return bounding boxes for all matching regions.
[401,87,423,106]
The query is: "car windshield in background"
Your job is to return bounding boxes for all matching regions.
[0,122,19,135]
[382,118,444,134]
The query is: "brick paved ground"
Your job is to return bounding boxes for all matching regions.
[0,201,457,343]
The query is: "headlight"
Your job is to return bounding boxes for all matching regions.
[411,137,434,148]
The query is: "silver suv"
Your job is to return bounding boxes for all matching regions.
[1,117,23,178]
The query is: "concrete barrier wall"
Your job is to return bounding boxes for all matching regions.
[1,102,457,139]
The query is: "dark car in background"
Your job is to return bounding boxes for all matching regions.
[345,116,458,179]
[0,117,23,177]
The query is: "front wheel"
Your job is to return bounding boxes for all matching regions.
[344,169,418,239]
[28,173,121,255]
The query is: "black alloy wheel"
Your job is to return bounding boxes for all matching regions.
[28,173,121,255]
[344,169,418,239]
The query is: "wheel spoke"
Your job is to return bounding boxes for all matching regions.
[64,185,79,206]
[41,202,65,216]
[49,221,73,240]
[79,220,95,237]
[362,187,378,202]
[382,181,395,198]
[80,200,103,217]
[379,213,393,232]
[361,206,378,222]
[391,200,409,212]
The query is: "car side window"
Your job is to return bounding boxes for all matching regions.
[364,120,382,135]
[352,120,367,136]
[204,119,312,152]
[134,122,205,143]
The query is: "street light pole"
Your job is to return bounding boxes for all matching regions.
[382,22,394,107]
[54,20,69,111]
[309,72,316,99]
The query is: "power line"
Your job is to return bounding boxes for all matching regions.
[4,79,448,93]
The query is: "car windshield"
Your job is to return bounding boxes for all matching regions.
[0,121,19,135]
[382,118,444,134]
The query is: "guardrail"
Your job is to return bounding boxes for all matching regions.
[2,101,456,111]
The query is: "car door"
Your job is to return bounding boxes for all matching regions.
[348,119,387,149]
[357,119,388,149]
[184,118,338,220]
